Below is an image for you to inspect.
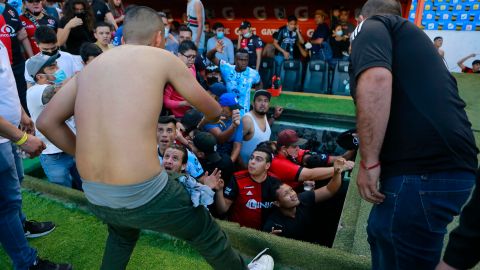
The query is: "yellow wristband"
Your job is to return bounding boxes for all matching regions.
[15,132,28,146]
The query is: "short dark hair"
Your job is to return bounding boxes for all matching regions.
[253,146,273,163]
[256,141,277,154]
[158,116,177,125]
[236,48,249,56]
[434,36,443,41]
[34,26,57,44]
[287,15,297,22]
[95,21,113,31]
[166,144,188,164]
[178,25,192,34]
[123,6,164,45]
[361,0,402,18]
[473,60,480,66]
[79,43,103,63]
[178,40,197,54]
[212,22,224,30]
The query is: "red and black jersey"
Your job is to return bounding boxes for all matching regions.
[0,3,24,65]
[20,12,58,55]
[224,170,281,230]
[239,34,263,69]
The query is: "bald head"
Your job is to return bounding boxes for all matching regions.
[361,0,402,18]
[123,6,165,46]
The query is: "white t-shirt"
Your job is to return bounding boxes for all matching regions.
[24,50,83,84]
[0,41,22,144]
[26,83,76,154]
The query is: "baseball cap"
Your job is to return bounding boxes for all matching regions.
[209,82,227,97]
[239,21,251,30]
[26,53,60,79]
[253,89,271,101]
[181,109,204,133]
[219,93,242,110]
[336,128,359,150]
[277,129,307,147]
[193,132,217,154]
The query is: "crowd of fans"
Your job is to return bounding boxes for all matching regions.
[2,0,478,269]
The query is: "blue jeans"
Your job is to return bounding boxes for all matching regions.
[367,170,475,270]
[274,55,284,76]
[0,142,37,269]
[39,152,82,190]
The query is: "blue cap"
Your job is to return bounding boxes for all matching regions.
[219,93,242,110]
[209,82,227,97]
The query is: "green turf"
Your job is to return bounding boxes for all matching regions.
[0,191,211,270]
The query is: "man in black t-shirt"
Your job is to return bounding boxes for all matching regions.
[90,0,117,29]
[263,158,345,242]
[273,15,304,74]
[349,1,478,269]
[310,10,330,60]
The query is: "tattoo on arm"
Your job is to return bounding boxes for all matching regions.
[42,85,56,105]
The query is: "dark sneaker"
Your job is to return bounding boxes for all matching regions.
[30,257,72,270]
[24,220,56,238]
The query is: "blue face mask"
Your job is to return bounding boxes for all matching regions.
[52,69,67,85]
[335,30,344,37]
[216,32,224,39]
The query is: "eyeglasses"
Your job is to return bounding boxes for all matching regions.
[180,53,196,61]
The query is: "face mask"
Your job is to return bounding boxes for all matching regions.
[164,28,170,38]
[51,69,67,85]
[75,11,86,19]
[243,32,252,38]
[207,77,218,85]
[42,48,59,56]
[32,11,42,16]
[216,32,224,39]
[336,30,343,36]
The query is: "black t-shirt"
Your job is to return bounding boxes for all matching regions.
[329,38,349,59]
[91,0,110,23]
[311,23,329,55]
[59,17,94,55]
[275,25,299,58]
[263,191,316,241]
[239,34,263,69]
[0,3,25,65]
[349,15,478,178]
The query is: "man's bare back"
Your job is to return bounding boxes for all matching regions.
[38,45,221,185]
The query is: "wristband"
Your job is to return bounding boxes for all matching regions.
[15,132,28,146]
[360,160,381,170]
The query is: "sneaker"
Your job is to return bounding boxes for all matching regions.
[29,257,72,270]
[24,220,56,238]
[248,248,274,270]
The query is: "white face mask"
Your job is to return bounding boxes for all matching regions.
[164,28,170,38]
[335,30,343,37]
[243,32,252,38]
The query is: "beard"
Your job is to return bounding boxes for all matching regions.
[254,109,267,115]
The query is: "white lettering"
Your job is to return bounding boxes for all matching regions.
[245,199,274,210]
[260,28,279,36]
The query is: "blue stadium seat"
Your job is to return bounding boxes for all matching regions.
[472,3,480,11]
[259,58,276,89]
[331,61,350,96]
[435,3,449,12]
[409,11,416,21]
[435,0,448,3]
[424,2,434,11]
[423,11,436,20]
[437,12,452,21]
[439,20,457,30]
[279,60,303,92]
[425,22,439,30]
[473,11,480,21]
[452,3,469,12]
[458,12,471,21]
[450,0,461,4]
[303,60,329,94]
[462,22,476,30]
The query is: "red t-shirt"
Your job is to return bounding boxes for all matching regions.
[462,67,479,74]
[224,170,280,230]
[269,149,308,189]
[163,65,195,117]
[19,13,58,55]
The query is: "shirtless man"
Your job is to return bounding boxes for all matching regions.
[37,6,273,270]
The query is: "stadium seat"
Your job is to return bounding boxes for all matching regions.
[424,2,433,11]
[435,3,449,12]
[409,11,416,21]
[437,12,452,21]
[463,22,476,30]
[472,3,480,11]
[474,12,480,21]
[425,22,439,30]
[423,11,436,20]
[439,20,457,30]
[450,0,461,4]
[435,0,448,3]
[303,60,329,94]
[458,12,471,21]
[259,58,276,89]
[331,61,350,96]
[452,3,469,12]
[279,60,303,92]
